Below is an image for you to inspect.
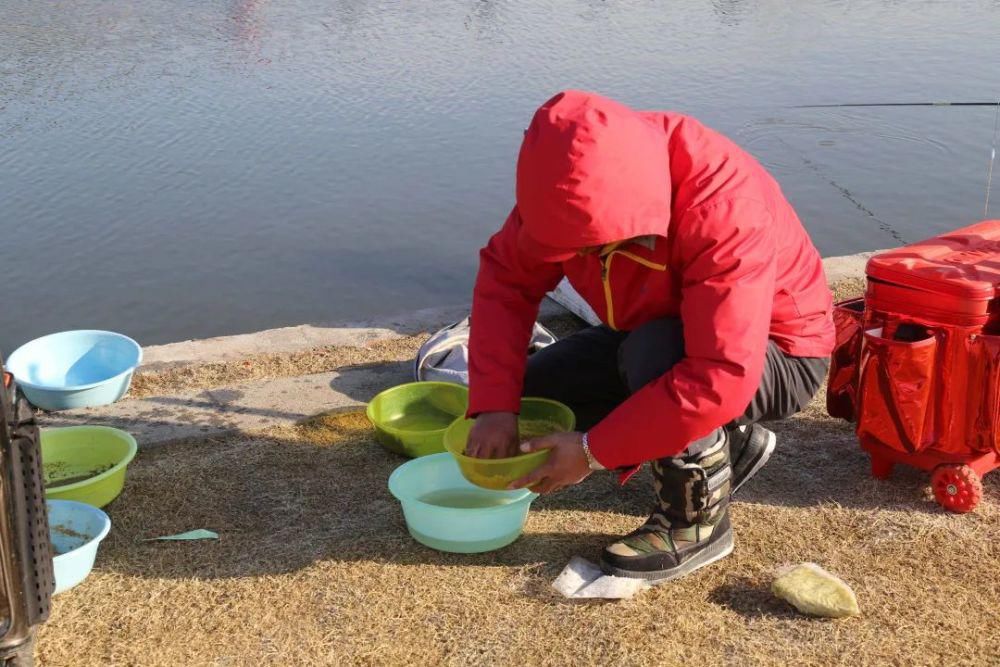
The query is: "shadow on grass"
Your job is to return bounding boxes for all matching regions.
[94,412,629,584]
[732,414,946,515]
[94,409,983,586]
[327,359,412,403]
[707,576,803,620]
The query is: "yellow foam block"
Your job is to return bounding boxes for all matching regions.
[772,563,861,618]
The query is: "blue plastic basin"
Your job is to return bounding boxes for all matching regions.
[48,499,112,595]
[388,453,537,553]
[7,330,142,411]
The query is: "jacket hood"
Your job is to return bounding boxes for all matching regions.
[515,90,672,257]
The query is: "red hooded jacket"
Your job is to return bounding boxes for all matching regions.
[468,91,834,469]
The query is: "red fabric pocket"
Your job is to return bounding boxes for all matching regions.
[827,298,866,421]
[857,326,937,453]
[967,334,1000,455]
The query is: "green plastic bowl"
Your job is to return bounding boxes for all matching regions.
[42,426,138,508]
[367,382,470,458]
[443,397,576,490]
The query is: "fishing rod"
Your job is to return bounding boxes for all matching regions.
[794,99,1000,216]
[793,102,998,108]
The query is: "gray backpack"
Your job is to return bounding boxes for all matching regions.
[414,317,556,385]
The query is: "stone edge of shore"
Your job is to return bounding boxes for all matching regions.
[141,252,874,370]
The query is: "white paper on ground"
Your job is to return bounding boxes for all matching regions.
[548,279,601,326]
[552,556,650,599]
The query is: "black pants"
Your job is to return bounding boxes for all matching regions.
[523,318,829,457]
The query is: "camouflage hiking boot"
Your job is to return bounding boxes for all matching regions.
[728,423,776,495]
[600,431,734,582]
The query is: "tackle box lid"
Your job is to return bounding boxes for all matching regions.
[866,220,1000,302]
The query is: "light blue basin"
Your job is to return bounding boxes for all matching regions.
[48,499,111,595]
[7,330,142,411]
[388,453,537,553]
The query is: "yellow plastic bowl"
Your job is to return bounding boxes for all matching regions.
[443,398,576,490]
[42,426,138,508]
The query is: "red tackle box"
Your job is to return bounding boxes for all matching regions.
[827,220,1000,512]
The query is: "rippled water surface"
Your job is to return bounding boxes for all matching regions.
[3,0,999,348]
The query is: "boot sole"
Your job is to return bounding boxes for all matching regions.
[600,528,735,583]
[731,428,776,496]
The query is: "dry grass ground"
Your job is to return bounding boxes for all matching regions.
[39,282,1000,665]
[37,396,1000,666]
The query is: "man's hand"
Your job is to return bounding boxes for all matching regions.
[466,412,519,459]
[509,431,592,494]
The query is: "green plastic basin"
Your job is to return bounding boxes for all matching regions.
[366,382,469,458]
[388,453,537,553]
[42,426,138,508]
[443,397,576,490]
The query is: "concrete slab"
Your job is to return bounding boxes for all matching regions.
[141,252,873,372]
[142,300,570,371]
[204,360,411,433]
[42,389,236,444]
[823,251,882,284]
[41,361,413,447]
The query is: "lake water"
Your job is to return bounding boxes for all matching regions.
[3,0,999,350]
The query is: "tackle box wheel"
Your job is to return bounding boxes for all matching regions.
[931,464,982,513]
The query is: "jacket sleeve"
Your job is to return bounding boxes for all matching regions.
[586,198,777,468]
[467,207,565,417]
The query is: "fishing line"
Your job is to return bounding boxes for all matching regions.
[793,98,1000,219]
[985,99,999,217]
[773,136,906,244]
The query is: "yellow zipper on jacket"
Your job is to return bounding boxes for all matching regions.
[600,248,669,331]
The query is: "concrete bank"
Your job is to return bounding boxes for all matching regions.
[39,253,872,446]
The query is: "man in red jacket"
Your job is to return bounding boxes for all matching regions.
[466,90,834,581]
